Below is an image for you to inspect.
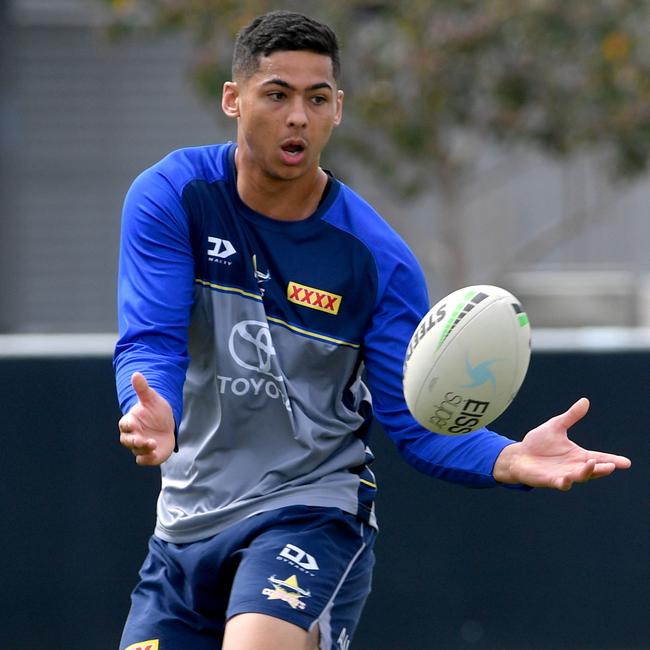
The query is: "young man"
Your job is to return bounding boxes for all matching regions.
[114,11,631,650]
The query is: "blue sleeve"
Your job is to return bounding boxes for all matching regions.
[113,164,194,428]
[363,242,517,488]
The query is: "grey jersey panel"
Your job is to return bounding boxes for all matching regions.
[155,287,373,542]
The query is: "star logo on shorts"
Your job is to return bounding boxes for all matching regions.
[261,574,310,610]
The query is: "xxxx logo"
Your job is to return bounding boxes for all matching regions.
[287,281,342,315]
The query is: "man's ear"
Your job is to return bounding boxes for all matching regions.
[333,89,344,127]
[222,81,240,118]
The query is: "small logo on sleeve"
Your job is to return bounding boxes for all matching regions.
[287,281,342,315]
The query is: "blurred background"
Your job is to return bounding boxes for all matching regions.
[1,1,648,648]
[3,0,650,333]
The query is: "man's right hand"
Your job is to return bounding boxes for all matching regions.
[119,372,176,466]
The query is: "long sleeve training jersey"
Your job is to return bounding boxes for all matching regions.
[114,143,516,543]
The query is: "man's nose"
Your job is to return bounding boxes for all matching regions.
[286,98,308,128]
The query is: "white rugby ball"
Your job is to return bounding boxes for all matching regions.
[403,285,531,435]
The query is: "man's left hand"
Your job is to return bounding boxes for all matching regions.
[493,398,632,490]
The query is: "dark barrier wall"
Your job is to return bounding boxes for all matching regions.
[1,352,647,649]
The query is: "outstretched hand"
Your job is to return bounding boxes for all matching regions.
[118,372,175,466]
[493,398,631,490]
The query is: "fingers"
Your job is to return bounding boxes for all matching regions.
[555,397,590,430]
[118,413,135,434]
[118,413,146,438]
[551,458,594,491]
[119,428,167,466]
[119,430,157,454]
[554,475,572,491]
[135,451,162,466]
[553,458,619,490]
[570,457,598,485]
[131,371,156,405]
[587,451,632,469]
[585,461,620,481]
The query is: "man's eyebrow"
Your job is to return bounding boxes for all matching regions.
[262,79,333,92]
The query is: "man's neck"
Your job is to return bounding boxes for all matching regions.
[234,148,328,222]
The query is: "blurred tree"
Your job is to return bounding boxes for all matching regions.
[101,0,650,288]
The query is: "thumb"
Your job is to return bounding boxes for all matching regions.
[131,372,157,405]
[557,397,590,430]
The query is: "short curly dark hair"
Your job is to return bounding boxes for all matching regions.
[232,10,341,84]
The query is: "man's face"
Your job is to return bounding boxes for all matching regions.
[224,50,343,181]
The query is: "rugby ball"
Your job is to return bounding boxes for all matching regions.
[403,285,531,435]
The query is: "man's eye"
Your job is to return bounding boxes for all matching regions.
[312,96,327,105]
[268,92,285,101]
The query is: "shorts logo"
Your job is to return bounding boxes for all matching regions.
[278,543,319,573]
[262,574,310,610]
[287,281,342,315]
[124,641,159,650]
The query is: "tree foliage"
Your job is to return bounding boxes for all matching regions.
[103,0,650,190]
[101,1,650,290]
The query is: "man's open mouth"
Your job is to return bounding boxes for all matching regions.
[282,143,305,157]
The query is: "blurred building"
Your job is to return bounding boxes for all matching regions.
[1,0,221,333]
[2,0,650,335]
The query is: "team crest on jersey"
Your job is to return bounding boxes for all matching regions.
[287,281,342,315]
[252,254,271,296]
[124,641,158,650]
[262,574,310,610]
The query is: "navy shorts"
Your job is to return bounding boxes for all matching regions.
[119,506,376,650]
